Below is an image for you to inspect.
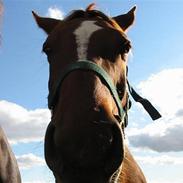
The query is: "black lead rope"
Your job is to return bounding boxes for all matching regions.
[127,81,162,121]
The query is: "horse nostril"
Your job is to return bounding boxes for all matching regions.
[98,132,113,147]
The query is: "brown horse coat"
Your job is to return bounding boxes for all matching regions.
[120,146,146,183]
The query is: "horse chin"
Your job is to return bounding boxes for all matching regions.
[44,119,124,182]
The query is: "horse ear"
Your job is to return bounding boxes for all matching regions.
[32,11,61,34]
[113,6,136,31]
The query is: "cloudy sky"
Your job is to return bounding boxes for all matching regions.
[1,1,183,183]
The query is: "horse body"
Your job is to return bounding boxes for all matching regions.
[33,4,147,183]
[0,127,21,183]
[0,3,21,182]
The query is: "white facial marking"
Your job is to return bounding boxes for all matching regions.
[74,20,102,60]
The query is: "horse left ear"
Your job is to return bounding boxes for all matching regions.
[113,6,136,31]
[32,11,61,34]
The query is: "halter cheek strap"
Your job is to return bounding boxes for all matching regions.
[127,81,161,120]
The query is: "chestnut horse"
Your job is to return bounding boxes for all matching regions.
[33,4,147,183]
[0,2,21,183]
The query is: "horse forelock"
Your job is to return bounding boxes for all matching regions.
[86,3,96,11]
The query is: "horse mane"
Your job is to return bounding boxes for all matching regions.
[64,3,124,33]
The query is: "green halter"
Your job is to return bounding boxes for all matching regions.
[48,60,161,127]
[48,60,126,123]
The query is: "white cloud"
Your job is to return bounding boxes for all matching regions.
[136,155,183,165]
[128,68,183,152]
[137,68,183,117]
[16,153,45,169]
[150,180,182,183]
[0,100,51,144]
[128,117,183,152]
[47,6,64,20]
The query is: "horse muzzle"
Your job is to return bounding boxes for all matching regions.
[44,116,124,182]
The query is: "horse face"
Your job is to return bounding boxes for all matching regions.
[33,5,135,183]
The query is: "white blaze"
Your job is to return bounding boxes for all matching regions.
[74,20,102,60]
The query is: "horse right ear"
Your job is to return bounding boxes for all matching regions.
[32,11,61,34]
[113,6,136,31]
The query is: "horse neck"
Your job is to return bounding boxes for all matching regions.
[119,146,147,183]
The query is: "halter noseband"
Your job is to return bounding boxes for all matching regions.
[48,60,127,125]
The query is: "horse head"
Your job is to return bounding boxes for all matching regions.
[33,4,136,183]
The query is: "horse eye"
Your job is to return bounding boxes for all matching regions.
[124,47,130,54]
[123,42,131,54]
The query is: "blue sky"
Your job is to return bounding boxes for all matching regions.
[1,1,183,183]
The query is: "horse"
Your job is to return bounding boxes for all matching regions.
[33,4,147,183]
[0,127,21,183]
[0,2,21,183]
